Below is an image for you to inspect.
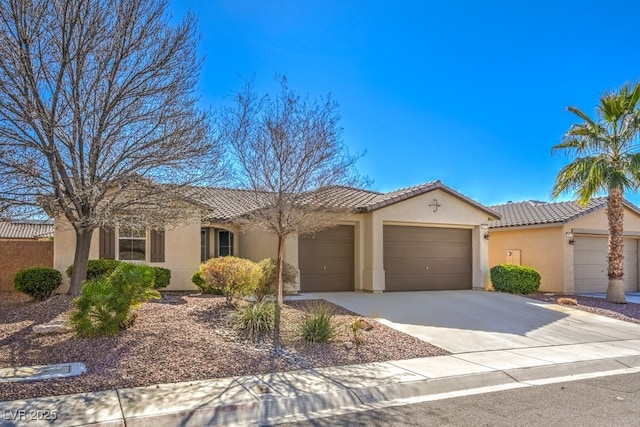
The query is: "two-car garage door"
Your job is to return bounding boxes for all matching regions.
[298,224,473,292]
[574,236,638,293]
[384,225,472,291]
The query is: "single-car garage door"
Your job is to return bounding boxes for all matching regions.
[384,225,472,291]
[298,225,354,292]
[574,236,638,293]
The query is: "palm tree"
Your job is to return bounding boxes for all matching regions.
[552,82,640,303]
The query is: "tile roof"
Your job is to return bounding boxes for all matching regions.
[189,180,499,221]
[488,198,640,228]
[0,220,54,239]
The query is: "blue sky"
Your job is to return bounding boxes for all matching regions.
[167,0,640,206]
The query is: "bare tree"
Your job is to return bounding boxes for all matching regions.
[0,0,224,295]
[219,76,364,345]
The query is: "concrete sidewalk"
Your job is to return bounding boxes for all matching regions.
[2,339,640,426]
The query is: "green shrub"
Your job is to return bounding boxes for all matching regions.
[66,259,123,280]
[152,267,171,289]
[490,264,541,295]
[255,258,298,300]
[14,267,62,301]
[234,300,275,341]
[191,271,223,295]
[200,257,259,306]
[71,264,160,337]
[300,302,337,343]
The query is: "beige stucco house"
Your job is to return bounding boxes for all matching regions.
[488,199,640,294]
[54,181,499,293]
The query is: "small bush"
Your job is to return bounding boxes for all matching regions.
[71,264,160,337]
[300,302,337,343]
[152,267,171,289]
[200,257,259,306]
[191,271,223,295]
[66,259,123,280]
[255,258,298,300]
[490,264,541,295]
[14,267,62,301]
[234,300,275,340]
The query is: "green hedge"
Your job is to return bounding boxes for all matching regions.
[151,267,171,289]
[14,267,62,301]
[67,260,170,289]
[490,264,541,294]
[66,259,122,280]
[255,258,298,300]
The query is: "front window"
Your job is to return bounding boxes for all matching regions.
[119,226,146,261]
[218,230,233,257]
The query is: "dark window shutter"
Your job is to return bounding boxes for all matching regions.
[150,228,165,263]
[99,227,115,260]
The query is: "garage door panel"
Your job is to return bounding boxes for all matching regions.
[384,225,472,291]
[299,225,354,292]
[574,236,638,293]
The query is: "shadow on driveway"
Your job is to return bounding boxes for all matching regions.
[304,291,640,353]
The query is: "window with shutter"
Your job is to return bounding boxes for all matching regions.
[99,227,116,259]
[150,228,165,263]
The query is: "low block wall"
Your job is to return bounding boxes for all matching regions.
[0,239,54,292]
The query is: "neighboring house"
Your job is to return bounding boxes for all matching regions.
[488,199,640,294]
[0,220,54,292]
[54,180,499,293]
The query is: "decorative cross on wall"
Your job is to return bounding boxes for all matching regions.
[429,198,441,212]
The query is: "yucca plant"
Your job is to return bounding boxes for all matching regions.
[234,300,275,341]
[300,302,337,343]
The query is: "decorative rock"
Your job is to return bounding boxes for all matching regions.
[33,321,73,335]
[344,342,354,350]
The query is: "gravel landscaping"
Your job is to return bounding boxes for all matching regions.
[528,292,640,324]
[0,292,448,402]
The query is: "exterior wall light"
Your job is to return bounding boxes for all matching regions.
[566,231,575,245]
[484,232,490,240]
[481,224,490,240]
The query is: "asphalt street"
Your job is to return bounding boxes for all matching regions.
[273,372,640,426]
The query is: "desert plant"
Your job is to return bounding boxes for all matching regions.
[234,300,275,341]
[66,259,123,280]
[255,258,298,300]
[71,264,160,337]
[191,271,223,295]
[151,267,171,289]
[350,317,371,346]
[490,264,541,295]
[13,267,62,301]
[200,257,259,306]
[300,302,337,343]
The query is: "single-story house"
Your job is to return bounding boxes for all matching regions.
[488,198,640,294]
[0,220,54,292]
[54,180,499,293]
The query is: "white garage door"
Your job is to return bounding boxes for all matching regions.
[574,236,638,293]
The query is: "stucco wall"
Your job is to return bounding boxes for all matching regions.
[0,239,54,292]
[54,219,201,292]
[489,206,640,294]
[363,189,494,292]
[489,226,565,292]
[569,206,640,231]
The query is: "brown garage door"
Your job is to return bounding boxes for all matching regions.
[384,225,472,291]
[574,236,638,293]
[299,225,354,292]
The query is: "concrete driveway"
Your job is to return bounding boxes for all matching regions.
[305,291,640,353]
